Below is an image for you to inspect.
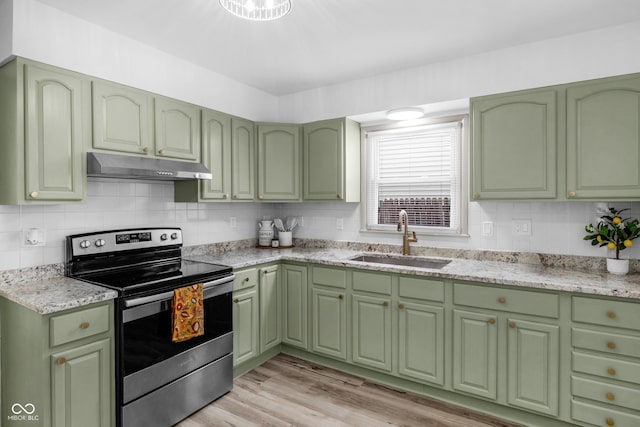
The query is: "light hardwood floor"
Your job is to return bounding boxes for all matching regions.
[176,354,524,427]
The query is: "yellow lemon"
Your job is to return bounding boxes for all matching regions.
[597,235,603,243]
[607,242,616,250]
[624,239,633,248]
[613,217,622,225]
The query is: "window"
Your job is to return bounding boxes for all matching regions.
[362,115,467,235]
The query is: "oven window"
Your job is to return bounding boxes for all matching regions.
[122,291,232,376]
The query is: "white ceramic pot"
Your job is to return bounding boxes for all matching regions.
[606,258,629,275]
[279,231,292,247]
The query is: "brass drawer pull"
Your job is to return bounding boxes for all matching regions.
[56,357,66,365]
[488,318,496,325]
[398,303,405,310]
[606,392,615,401]
[383,301,389,307]
[606,418,615,426]
[607,368,616,376]
[338,294,343,300]
[508,321,516,329]
[80,322,90,330]
[498,297,506,304]
[607,311,617,319]
[607,342,617,350]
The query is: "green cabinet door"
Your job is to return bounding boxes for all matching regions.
[24,63,86,202]
[452,309,498,400]
[351,294,392,372]
[282,264,308,349]
[154,97,200,161]
[566,74,640,199]
[200,109,232,200]
[91,80,153,156]
[507,318,559,416]
[257,124,300,200]
[259,265,281,353]
[51,339,111,427]
[311,287,347,360]
[303,118,360,202]
[231,117,256,200]
[232,288,259,366]
[397,301,444,385]
[471,89,558,200]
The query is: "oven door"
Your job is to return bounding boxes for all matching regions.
[120,275,233,405]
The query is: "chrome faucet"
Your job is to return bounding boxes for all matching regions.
[397,209,417,255]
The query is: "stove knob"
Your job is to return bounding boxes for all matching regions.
[160,233,168,241]
[171,233,178,240]
[79,240,91,249]
[95,239,106,247]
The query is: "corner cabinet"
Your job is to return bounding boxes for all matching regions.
[303,118,361,202]
[1,299,114,427]
[281,264,308,349]
[259,265,281,352]
[257,124,301,201]
[0,58,87,204]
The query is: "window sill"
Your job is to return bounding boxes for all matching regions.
[359,228,470,238]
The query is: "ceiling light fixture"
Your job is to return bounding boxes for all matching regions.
[219,0,291,21]
[386,107,425,121]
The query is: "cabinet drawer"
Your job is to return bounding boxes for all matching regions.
[453,283,558,318]
[573,296,640,331]
[312,266,347,289]
[353,271,392,295]
[50,304,110,347]
[398,277,444,302]
[572,376,640,411]
[572,399,640,427]
[234,268,258,291]
[573,328,640,358]
[573,351,640,385]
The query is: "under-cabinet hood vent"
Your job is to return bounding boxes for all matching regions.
[87,152,212,181]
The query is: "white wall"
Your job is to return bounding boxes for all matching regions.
[0,0,12,64]
[10,0,279,122]
[278,20,640,123]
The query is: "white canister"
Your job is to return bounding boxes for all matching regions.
[279,231,293,247]
[258,229,274,246]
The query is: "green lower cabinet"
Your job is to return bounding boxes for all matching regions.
[397,301,444,386]
[506,318,559,416]
[281,264,308,349]
[453,309,498,400]
[311,286,347,360]
[259,265,281,352]
[51,339,111,427]
[351,294,392,372]
[232,287,259,366]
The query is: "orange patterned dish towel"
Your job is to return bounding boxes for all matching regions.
[172,283,204,343]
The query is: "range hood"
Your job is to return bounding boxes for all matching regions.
[87,152,212,181]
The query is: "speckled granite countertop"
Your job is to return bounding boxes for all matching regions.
[0,266,117,315]
[187,247,640,300]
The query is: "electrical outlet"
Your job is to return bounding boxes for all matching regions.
[482,221,494,237]
[23,228,45,246]
[229,217,237,228]
[513,219,532,236]
[336,218,344,230]
[299,217,304,227]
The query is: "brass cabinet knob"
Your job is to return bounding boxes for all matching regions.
[80,322,90,330]
[383,301,389,307]
[607,311,617,319]
[607,341,617,350]
[508,321,516,329]
[607,368,616,376]
[29,191,39,199]
[56,357,66,365]
[258,195,263,200]
[244,277,250,282]
[142,147,150,154]
[473,192,480,199]
[336,194,341,199]
[488,318,496,325]
[498,297,506,304]
[223,194,228,199]
[606,392,615,401]
[568,191,576,198]
[233,299,239,303]
[158,149,165,155]
[606,418,615,426]
[338,294,344,300]
[398,303,405,310]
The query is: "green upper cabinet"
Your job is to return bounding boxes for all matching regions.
[0,58,87,204]
[257,124,301,201]
[303,118,360,202]
[91,80,153,156]
[471,88,558,200]
[231,117,256,201]
[566,74,640,199]
[200,109,232,200]
[154,96,200,161]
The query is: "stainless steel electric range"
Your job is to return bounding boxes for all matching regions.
[65,228,234,427]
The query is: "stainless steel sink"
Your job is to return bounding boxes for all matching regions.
[349,254,451,269]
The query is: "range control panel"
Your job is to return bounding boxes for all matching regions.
[69,228,182,256]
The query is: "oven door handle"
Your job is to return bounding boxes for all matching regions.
[123,275,235,309]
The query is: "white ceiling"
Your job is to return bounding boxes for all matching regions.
[35,0,640,96]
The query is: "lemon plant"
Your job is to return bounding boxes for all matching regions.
[584,207,640,259]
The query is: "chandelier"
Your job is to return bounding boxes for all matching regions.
[219,0,292,21]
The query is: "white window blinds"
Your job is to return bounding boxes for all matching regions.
[366,120,462,233]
